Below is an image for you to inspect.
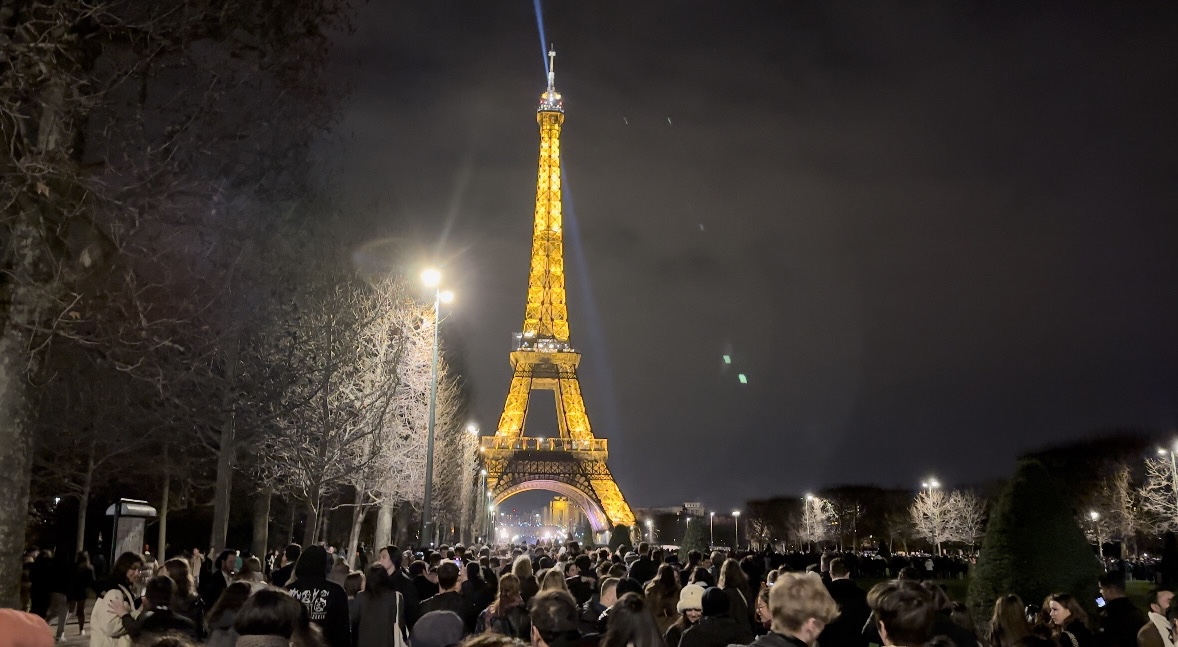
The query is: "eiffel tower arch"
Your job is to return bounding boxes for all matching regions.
[482,49,636,535]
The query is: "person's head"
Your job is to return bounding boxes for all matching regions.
[1148,587,1175,616]
[207,582,253,622]
[460,634,529,647]
[163,558,196,599]
[539,567,568,592]
[294,545,329,581]
[283,543,302,567]
[687,550,701,566]
[216,550,236,575]
[829,558,850,580]
[436,561,461,591]
[702,587,730,618]
[688,566,714,587]
[144,576,175,610]
[412,611,466,647]
[1098,570,1126,600]
[378,545,400,573]
[676,584,705,624]
[654,563,679,590]
[869,580,936,646]
[344,571,365,598]
[718,558,747,590]
[234,588,310,639]
[602,593,663,647]
[111,551,145,588]
[529,590,580,647]
[989,594,1031,645]
[1046,593,1088,629]
[409,560,429,578]
[598,577,620,608]
[769,572,839,645]
[497,573,522,610]
[574,554,591,575]
[512,555,534,579]
[238,556,264,581]
[636,542,650,556]
[466,561,484,584]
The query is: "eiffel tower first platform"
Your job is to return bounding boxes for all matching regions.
[481,50,636,534]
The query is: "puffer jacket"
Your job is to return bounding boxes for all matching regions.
[89,583,138,647]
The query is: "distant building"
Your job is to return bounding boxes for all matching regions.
[543,497,584,533]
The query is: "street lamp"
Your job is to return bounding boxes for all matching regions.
[420,268,454,546]
[732,510,741,549]
[709,512,715,547]
[1090,510,1104,560]
[921,478,941,495]
[645,519,654,543]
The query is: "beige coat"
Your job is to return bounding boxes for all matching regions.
[89,584,138,647]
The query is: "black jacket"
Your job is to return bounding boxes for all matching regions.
[628,556,658,585]
[419,591,468,625]
[820,578,869,647]
[139,607,200,641]
[270,563,295,587]
[679,615,754,647]
[1100,597,1147,647]
[288,576,351,647]
[578,598,607,635]
[749,631,809,647]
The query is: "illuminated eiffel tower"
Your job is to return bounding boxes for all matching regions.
[481,49,636,534]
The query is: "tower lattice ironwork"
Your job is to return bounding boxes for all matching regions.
[482,49,636,533]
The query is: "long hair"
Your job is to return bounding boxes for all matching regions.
[602,593,666,647]
[1046,593,1090,631]
[111,552,145,588]
[539,568,568,592]
[364,564,392,597]
[164,558,197,601]
[989,595,1031,647]
[717,558,747,591]
[494,573,523,615]
[207,582,253,623]
[644,564,681,619]
[511,555,533,579]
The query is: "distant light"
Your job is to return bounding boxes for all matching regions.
[467,423,479,434]
[732,510,741,517]
[439,290,454,304]
[737,374,748,384]
[480,469,487,476]
[722,355,731,364]
[421,269,441,287]
[1090,510,1100,520]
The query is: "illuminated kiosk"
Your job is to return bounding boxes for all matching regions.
[483,49,636,542]
[106,498,157,563]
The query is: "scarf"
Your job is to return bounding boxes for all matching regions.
[1150,611,1175,647]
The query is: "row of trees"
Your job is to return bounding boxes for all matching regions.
[0,0,477,606]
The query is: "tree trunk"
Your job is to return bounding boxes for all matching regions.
[320,503,330,545]
[76,443,96,553]
[346,503,365,568]
[284,504,296,545]
[157,462,169,560]
[252,485,272,558]
[375,503,393,550]
[302,493,319,546]
[395,504,413,548]
[0,276,39,607]
[210,416,235,551]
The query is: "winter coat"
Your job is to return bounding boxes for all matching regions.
[722,586,754,637]
[679,615,754,647]
[89,583,138,647]
[350,590,404,647]
[819,578,869,647]
[748,631,809,647]
[289,576,352,647]
[475,602,530,640]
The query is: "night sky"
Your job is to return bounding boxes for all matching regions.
[317,2,1178,511]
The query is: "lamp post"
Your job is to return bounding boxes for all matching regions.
[645,519,654,544]
[1089,510,1104,560]
[709,511,715,547]
[420,268,453,546]
[921,478,941,496]
[476,467,487,542]
[732,510,741,550]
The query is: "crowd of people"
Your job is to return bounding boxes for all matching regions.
[3,540,1175,647]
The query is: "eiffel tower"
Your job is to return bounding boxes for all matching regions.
[481,49,636,535]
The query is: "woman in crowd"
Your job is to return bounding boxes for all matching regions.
[68,551,95,637]
[90,552,144,647]
[717,558,752,636]
[538,568,568,593]
[643,564,681,634]
[462,562,495,633]
[987,595,1031,647]
[664,584,704,647]
[206,582,253,647]
[351,565,404,647]
[512,557,538,606]
[237,557,267,586]
[235,587,323,647]
[602,593,664,647]
[163,558,206,638]
[1045,593,1096,647]
[475,573,529,640]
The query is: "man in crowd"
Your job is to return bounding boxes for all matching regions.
[579,577,618,634]
[1098,570,1147,647]
[270,543,301,587]
[381,545,421,629]
[1137,586,1174,647]
[868,580,935,647]
[819,558,869,647]
[628,542,657,585]
[746,572,840,647]
[419,561,466,620]
[199,549,236,608]
[531,589,592,647]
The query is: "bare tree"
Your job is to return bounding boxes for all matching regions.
[1081,464,1142,555]
[910,489,952,555]
[1141,452,1178,534]
[795,496,834,551]
[946,490,987,546]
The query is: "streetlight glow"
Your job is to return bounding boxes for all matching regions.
[1090,510,1099,521]
[422,268,441,287]
[439,290,454,304]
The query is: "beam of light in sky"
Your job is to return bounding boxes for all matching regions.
[532,0,549,76]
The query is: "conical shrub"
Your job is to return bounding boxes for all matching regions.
[966,458,1101,626]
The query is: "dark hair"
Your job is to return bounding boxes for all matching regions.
[207,582,253,623]
[145,576,176,608]
[284,544,303,564]
[829,558,850,579]
[529,590,580,644]
[138,637,198,647]
[365,564,393,597]
[459,634,529,647]
[215,550,236,571]
[112,551,145,588]
[294,545,329,581]
[466,561,484,585]
[988,594,1031,647]
[164,558,197,602]
[234,588,306,638]
[718,558,747,591]
[602,593,664,647]
[345,571,365,598]
[688,566,713,587]
[1148,587,1174,610]
[409,560,429,577]
[381,545,402,568]
[1098,570,1126,592]
[687,550,701,565]
[437,561,460,590]
[636,542,650,555]
[869,580,936,646]
[1046,593,1090,630]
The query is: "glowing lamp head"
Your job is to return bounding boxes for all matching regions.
[1090,510,1100,520]
[732,510,740,517]
[467,424,479,434]
[439,290,454,304]
[421,268,441,287]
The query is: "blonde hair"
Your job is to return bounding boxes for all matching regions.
[512,555,533,579]
[539,567,568,592]
[769,572,840,633]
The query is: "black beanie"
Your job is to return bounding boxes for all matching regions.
[702,587,730,617]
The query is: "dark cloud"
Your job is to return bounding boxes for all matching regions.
[317,1,1178,510]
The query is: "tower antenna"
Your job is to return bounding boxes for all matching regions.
[547,45,556,92]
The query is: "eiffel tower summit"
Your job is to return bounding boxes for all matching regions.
[481,49,637,536]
